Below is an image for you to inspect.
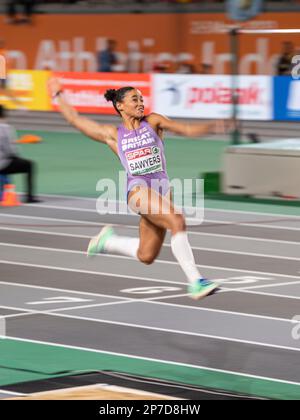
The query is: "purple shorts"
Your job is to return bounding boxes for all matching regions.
[127,176,170,202]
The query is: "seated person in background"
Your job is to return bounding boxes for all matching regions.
[5,0,35,24]
[0,105,40,203]
[276,41,295,76]
[97,39,118,73]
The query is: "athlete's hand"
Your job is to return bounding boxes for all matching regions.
[48,77,62,97]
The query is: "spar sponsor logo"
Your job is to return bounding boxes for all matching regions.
[126,146,162,176]
[126,147,152,161]
[186,83,263,108]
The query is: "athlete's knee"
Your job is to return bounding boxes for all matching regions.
[170,213,186,234]
[137,250,156,265]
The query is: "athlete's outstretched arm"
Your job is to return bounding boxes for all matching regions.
[147,113,229,138]
[48,78,117,145]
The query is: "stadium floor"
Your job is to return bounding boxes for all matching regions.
[0,194,300,400]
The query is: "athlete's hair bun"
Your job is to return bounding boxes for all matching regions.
[104,89,117,102]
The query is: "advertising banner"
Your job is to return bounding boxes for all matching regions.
[226,0,264,21]
[52,72,151,114]
[1,70,51,110]
[153,74,273,120]
[1,13,300,75]
[273,76,300,121]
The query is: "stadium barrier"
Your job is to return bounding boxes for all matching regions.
[2,70,300,121]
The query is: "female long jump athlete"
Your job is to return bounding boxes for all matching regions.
[48,78,226,300]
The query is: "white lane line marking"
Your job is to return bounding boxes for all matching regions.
[135,298,296,323]
[49,297,294,324]
[6,335,300,387]
[3,208,300,233]
[1,312,38,319]
[33,192,300,220]
[221,279,300,293]
[1,279,298,320]
[2,282,299,351]
[4,310,300,353]
[205,219,300,231]
[0,280,136,301]
[2,224,300,246]
[146,292,189,301]
[2,255,300,301]
[154,284,300,302]
[0,242,95,256]
[177,246,300,261]
[0,304,37,314]
[0,281,290,322]
[43,313,300,353]
[0,301,138,319]
[47,300,136,313]
[183,231,300,245]
[0,260,186,286]
[226,288,300,301]
[0,213,139,229]
[22,201,300,228]
[0,260,300,299]
[0,226,91,239]
[0,390,26,396]
[206,206,300,219]
[1,226,299,261]
[5,258,299,302]
[23,203,105,213]
[0,302,135,318]
[25,195,300,220]
[0,242,300,280]
[14,202,206,225]
[17,194,300,225]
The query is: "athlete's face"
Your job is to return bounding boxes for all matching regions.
[118,89,145,118]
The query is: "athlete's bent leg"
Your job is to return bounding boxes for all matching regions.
[137,216,166,265]
[87,225,139,259]
[128,186,218,299]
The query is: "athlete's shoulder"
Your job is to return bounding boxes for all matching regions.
[145,113,166,128]
[144,114,166,139]
[146,113,163,122]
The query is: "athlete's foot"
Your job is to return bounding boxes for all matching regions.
[188,278,219,300]
[87,225,114,257]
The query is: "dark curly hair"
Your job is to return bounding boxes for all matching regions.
[104,86,135,115]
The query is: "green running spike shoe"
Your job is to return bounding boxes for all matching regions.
[188,278,219,300]
[87,225,114,257]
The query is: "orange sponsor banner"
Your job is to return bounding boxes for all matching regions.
[2,13,300,75]
[52,72,151,114]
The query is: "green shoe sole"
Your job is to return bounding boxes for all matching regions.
[87,225,114,257]
[188,279,219,300]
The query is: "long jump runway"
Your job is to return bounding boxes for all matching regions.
[0,195,300,399]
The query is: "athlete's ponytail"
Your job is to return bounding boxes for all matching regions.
[104,89,117,102]
[104,86,135,115]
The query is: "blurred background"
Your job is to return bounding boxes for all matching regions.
[1,0,300,204]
